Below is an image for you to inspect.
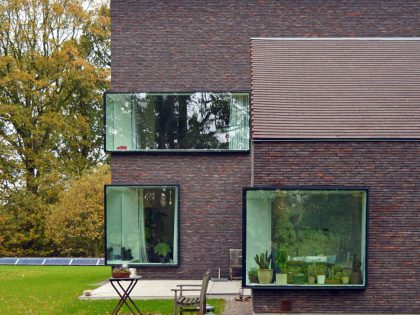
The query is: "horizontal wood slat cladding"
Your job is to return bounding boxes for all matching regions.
[251,39,420,139]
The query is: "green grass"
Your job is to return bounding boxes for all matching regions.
[0,266,225,315]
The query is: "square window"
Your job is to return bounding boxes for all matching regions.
[105,185,179,266]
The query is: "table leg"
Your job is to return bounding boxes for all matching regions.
[110,281,131,314]
[120,280,141,314]
[117,280,142,314]
[110,279,142,315]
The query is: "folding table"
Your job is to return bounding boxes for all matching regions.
[109,276,142,314]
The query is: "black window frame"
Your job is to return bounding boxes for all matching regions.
[104,184,180,267]
[242,186,369,290]
[103,91,251,153]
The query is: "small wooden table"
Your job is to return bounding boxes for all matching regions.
[109,276,142,315]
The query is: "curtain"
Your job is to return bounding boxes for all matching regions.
[229,95,249,150]
[137,189,148,262]
[121,188,148,263]
[172,189,179,264]
[108,94,136,150]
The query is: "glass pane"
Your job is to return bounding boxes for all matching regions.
[105,92,249,151]
[245,189,367,288]
[106,186,178,266]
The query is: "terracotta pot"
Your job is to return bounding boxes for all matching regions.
[112,271,130,278]
[257,269,273,284]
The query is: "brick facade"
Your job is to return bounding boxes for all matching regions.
[111,153,251,279]
[111,0,420,92]
[111,0,420,312]
[252,141,420,314]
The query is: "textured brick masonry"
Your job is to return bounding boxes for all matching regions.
[252,141,420,313]
[111,153,251,279]
[111,1,420,313]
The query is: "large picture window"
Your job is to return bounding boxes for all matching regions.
[105,185,179,266]
[105,92,249,152]
[244,188,367,288]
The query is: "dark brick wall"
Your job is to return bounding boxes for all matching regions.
[111,0,420,92]
[252,141,420,314]
[110,0,420,312]
[110,153,251,279]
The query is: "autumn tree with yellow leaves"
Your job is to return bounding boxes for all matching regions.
[0,0,110,256]
[46,165,110,257]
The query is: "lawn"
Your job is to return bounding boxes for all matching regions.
[0,266,225,315]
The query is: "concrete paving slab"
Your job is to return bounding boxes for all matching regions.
[222,298,253,315]
[80,279,251,300]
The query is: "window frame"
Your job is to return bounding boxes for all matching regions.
[242,186,369,290]
[104,184,180,267]
[103,91,251,153]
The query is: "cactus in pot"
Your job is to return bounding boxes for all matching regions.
[254,251,273,284]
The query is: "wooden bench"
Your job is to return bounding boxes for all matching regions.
[172,270,215,315]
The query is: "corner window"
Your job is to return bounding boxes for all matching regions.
[244,188,367,288]
[105,92,249,151]
[105,185,179,266]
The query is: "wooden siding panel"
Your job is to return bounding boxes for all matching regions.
[251,39,420,139]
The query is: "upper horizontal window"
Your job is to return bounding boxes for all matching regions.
[105,92,250,151]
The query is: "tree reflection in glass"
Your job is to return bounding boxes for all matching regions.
[105,92,249,151]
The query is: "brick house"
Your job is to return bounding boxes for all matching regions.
[105,1,420,313]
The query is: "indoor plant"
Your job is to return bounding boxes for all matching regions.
[154,241,172,263]
[316,263,326,284]
[248,267,259,283]
[342,268,351,284]
[325,266,341,284]
[274,246,288,285]
[307,264,316,284]
[254,251,273,284]
[293,273,305,284]
[326,271,341,284]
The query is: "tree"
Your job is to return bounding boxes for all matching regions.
[46,165,110,257]
[0,0,110,255]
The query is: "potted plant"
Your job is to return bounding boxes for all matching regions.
[112,265,130,278]
[293,273,305,284]
[254,251,273,284]
[325,265,341,284]
[342,268,351,284]
[307,264,316,284]
[316,263,326,284]
[154,241,172,263]
[274,246,288,285]
[326,271,341,284]
[248,267,259,283]
[286,260,305,284]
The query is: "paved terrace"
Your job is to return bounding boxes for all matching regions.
[80,279,251,300]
